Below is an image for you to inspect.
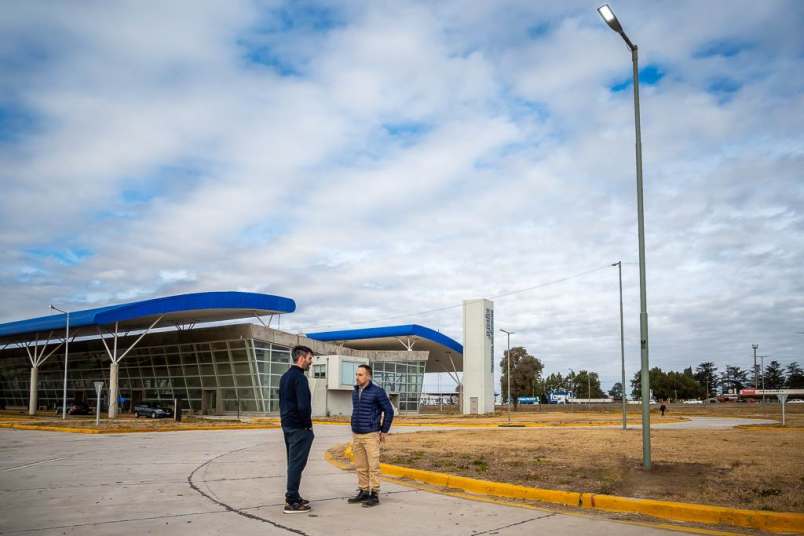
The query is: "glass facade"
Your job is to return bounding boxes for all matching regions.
[372,360,425,412]
[0,329,426,414]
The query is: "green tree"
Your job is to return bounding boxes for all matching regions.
[763,360,786,389]
[720,365,749,394]
[608,382,624,400]
[500,347,544,408]
[786,362,804,389]
[694,362,718,399]
[543,372,565,395]
[570,370,604,399]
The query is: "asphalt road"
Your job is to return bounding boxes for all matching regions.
[0,418,770,535]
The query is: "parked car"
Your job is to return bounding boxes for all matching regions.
[134,401,173,419]
[682,399,703,404]
[54,400,92,416]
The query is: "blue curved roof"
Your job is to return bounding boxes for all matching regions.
[307,324,462,354]
[306,324,463,373]
[0,291,295,342]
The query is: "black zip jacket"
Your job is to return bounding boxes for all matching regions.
[279,365,312,429]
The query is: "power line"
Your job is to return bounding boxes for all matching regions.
[295,263,613,332]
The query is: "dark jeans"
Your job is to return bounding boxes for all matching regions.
[283,427,314,502]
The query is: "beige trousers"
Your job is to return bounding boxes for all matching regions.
[352,432,381,491]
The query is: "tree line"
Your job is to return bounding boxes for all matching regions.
[626,361,804,401]
[500,346,804,404]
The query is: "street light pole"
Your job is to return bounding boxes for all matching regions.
[752,344,759,389]
[613,261,627,430]
[500,329,514,422]
[598,3,652,469]
[50,305,70,420]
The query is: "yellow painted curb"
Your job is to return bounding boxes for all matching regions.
[339,445,804,534]
[0,422,279,434]
[312,419,685,428]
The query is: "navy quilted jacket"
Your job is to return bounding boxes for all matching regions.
[351,381,394,434]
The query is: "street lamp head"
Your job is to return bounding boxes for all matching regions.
[597,4,624,33]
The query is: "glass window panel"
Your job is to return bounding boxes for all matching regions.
[199,364,215,376]
[239,399,258,412]
[185,376,201,387]
[217,375,234,387]
[216,361,233,375]
[221,388,236,400]
[229,349,248,362]
[168,366,183,377]
[269,375,281,387]
[232,362,251,375]
[271,362,289,375]
[171,377,186,388]
[153,366,168,377]
[151,356,166,367]
[196,350,213,364]
[235,375,253,387]
[200,376,217,388]
[212,342,228,351]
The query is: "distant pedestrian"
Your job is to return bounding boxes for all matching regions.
[347,364,394,508]
[279,345,315,514]
[660,401,667,416]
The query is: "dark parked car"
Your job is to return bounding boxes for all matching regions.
[134,401,173,419]
[54,400,92,416]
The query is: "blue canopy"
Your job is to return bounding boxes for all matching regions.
[0,291,296,343]
[306,324,463,373]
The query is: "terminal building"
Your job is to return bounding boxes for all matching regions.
[0,292,490,417]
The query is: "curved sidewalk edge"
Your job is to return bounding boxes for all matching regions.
[338,445,804,534]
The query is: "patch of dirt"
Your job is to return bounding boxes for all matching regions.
[381,427,804,512]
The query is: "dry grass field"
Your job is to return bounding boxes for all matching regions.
[381,424,804,512]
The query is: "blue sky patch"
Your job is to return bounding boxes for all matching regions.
[694,39,752,59]
[240,43,300,76]
[707,77,742,103]
[609,64,664,92]
[25,246,94,266]
[526,21,551,39]
[383,121,431,138]
[0,103,38,142]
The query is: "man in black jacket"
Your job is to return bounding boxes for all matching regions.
[279,345,314,513]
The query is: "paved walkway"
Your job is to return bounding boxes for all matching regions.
[0,418,770,535]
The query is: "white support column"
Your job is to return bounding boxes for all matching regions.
[103,316,163,419]
[28,366,39,415]
[109,362,119,418]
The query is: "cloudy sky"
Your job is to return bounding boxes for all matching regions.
[1,0,802,391]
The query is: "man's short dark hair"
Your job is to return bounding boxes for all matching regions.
[358,363,372,376]
[292,345,314,362]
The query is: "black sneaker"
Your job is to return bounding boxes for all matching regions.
[283,501,311,514]
[347,489,369,504]
[361,491,379,507]
[298,498,311,506]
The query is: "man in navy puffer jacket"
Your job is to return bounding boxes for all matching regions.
[347,363,394,507]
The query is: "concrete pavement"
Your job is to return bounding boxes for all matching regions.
[0,420,764,535]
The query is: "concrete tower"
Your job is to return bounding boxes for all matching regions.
[462,298,494,414]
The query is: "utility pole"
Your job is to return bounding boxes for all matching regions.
[500,329,514,423]
[752,344,759,389]
[613,261,627,429]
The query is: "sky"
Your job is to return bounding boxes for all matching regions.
[1,0,802,392]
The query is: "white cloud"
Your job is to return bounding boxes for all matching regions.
[1,0,802,392]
